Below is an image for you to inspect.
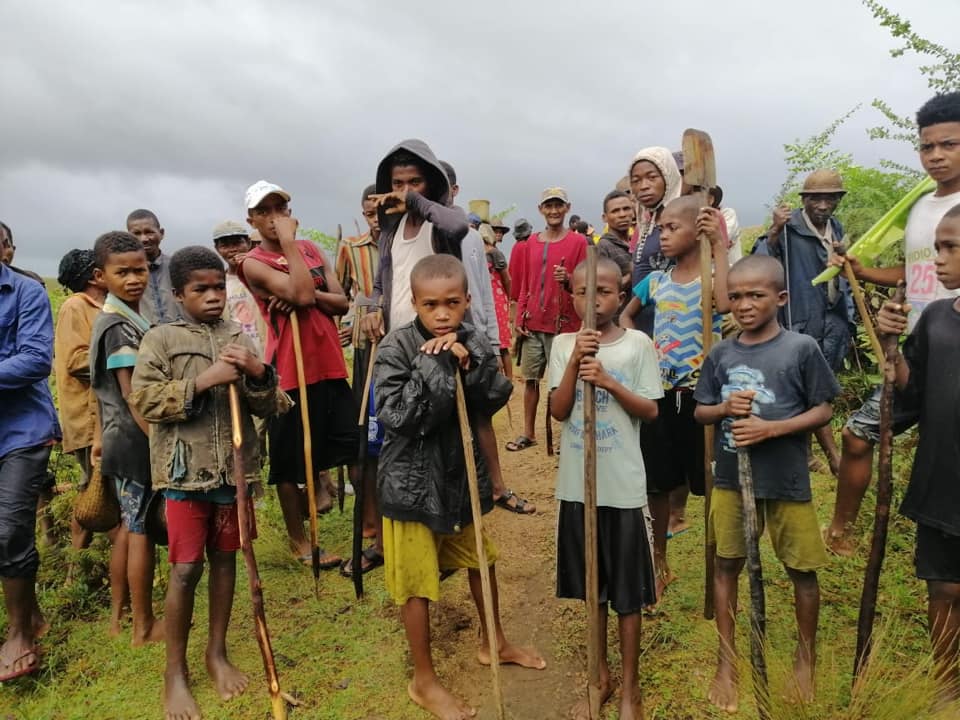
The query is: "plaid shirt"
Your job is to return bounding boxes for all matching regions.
[335,233,379,348]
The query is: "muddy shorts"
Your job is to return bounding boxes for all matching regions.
[113,475,153,535]
[382,517,498,605]
[165,495,256,564]
[519,331,554,381]
[556,501,657,614]
[709,488,828,572]
[845,385,919,445]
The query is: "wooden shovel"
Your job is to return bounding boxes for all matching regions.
[228,385,288,720]
[288,311,321,596]
[351,342,378,600]
[581,243,603,719]
[454,372,505,720]
[836,239,884,364]
[682,128,718,620]
[854,283,906,683]
[736,443,770,719]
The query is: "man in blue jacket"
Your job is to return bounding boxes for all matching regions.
[0,255,61,681]
[753,169,852,475]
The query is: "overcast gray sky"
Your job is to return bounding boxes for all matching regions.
[2,0,957,276]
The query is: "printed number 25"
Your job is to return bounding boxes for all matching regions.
[908,263,937,296]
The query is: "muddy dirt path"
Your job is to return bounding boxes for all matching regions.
[438,385,587,719]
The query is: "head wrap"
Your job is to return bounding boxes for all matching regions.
[58,249,96,293]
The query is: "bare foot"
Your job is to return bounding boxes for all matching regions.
[408,677,476,720]
[668,517,690,537]
[477,640,546,669]
[164,670,201,720]
[206,654,249,700]
[654,570,678,602]
[569,676,612,720]
[708,662,738,713]
[619,685,644,720]
[131,617,165,647]
[786,651,815,704]
[824,525,856,558]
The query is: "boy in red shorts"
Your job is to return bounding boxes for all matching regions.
[131,246,288,720]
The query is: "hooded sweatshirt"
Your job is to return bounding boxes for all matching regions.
[628,147,683,334]
[372,139,470,332]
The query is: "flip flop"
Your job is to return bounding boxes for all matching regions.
[495,490,536,515]
[0,648,39,683]
[666,527,690,540]
[505,436,537,452]
[296,550,343,570]
[339,547,384,577]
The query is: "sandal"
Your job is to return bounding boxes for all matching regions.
[339,547,384,577]
[0,648,39,683]
[495,490,536,515]
[296,549,343,570]
[505,436,537,452]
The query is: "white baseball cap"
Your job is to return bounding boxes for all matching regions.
[244,180,291,210]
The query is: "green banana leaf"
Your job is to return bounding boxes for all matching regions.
[811,176,936,285]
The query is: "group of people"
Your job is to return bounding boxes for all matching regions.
[1,88,959,720]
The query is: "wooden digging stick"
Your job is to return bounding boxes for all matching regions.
[737,445,770,720]
[842,262,884,365]
[854,283,906,683]
[336,222,347,515]
[454,372,505,720]
[581,244,603,719]
[288,311,321,596]
[683,128,718,620]
[546,256,567,457]
[228,385,288,720]
[351,341,378,600]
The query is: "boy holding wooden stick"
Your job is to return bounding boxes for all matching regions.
[130,246,288,720]
[876,203,960,707]
[549,257,661,720]
[693,255,839,712]
[620,196,729,600]
[375,254,544,720]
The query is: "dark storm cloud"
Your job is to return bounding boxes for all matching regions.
[1,0,954,275]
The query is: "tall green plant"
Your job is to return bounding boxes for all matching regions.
[862,0,960,146]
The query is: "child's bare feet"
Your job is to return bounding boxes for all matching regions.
[408,678,476,720]
[477,641,546,669]
[619,686,644,720]
[569,676,612,720]
[708,661,738,713]
[131,617,165,647]
[667,516,690,537]
[786,650,815,704]
[206,653,249,701]
[164,670,201,720]
[654,570,677,602]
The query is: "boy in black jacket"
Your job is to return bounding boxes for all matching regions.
[375,254,545,720]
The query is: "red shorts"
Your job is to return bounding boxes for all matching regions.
[166,498,257,564]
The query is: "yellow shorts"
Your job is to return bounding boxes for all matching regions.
[709,488,828,572]
[382,517,498,605]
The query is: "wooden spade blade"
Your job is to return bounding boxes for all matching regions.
[682,129,716,190]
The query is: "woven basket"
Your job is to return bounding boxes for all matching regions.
[74,462,120,532]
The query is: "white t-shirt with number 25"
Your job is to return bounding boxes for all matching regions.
[904,190,960,331]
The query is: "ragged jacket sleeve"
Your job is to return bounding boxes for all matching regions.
[129,328,195,424]
[374,332,456,438]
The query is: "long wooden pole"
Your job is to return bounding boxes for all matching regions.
[351,342,377,600]
[454,373,505,720]
[229,385,288,720]
[699,189,717,621]
[582,244,602,719]
[737,446,770,719]
[288,311,321,596]
[842,262,885,364]
[854,284,905,682]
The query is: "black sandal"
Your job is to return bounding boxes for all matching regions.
[339,546,384,577]
[495,489,536,515]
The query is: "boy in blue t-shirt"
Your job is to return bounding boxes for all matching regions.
[550,257,662,719]
[694,255,839,712]
[621,196,729,600]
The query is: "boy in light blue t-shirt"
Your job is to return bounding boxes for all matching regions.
[549,257,662,720]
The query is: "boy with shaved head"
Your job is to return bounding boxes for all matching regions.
[695,255,839,710]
